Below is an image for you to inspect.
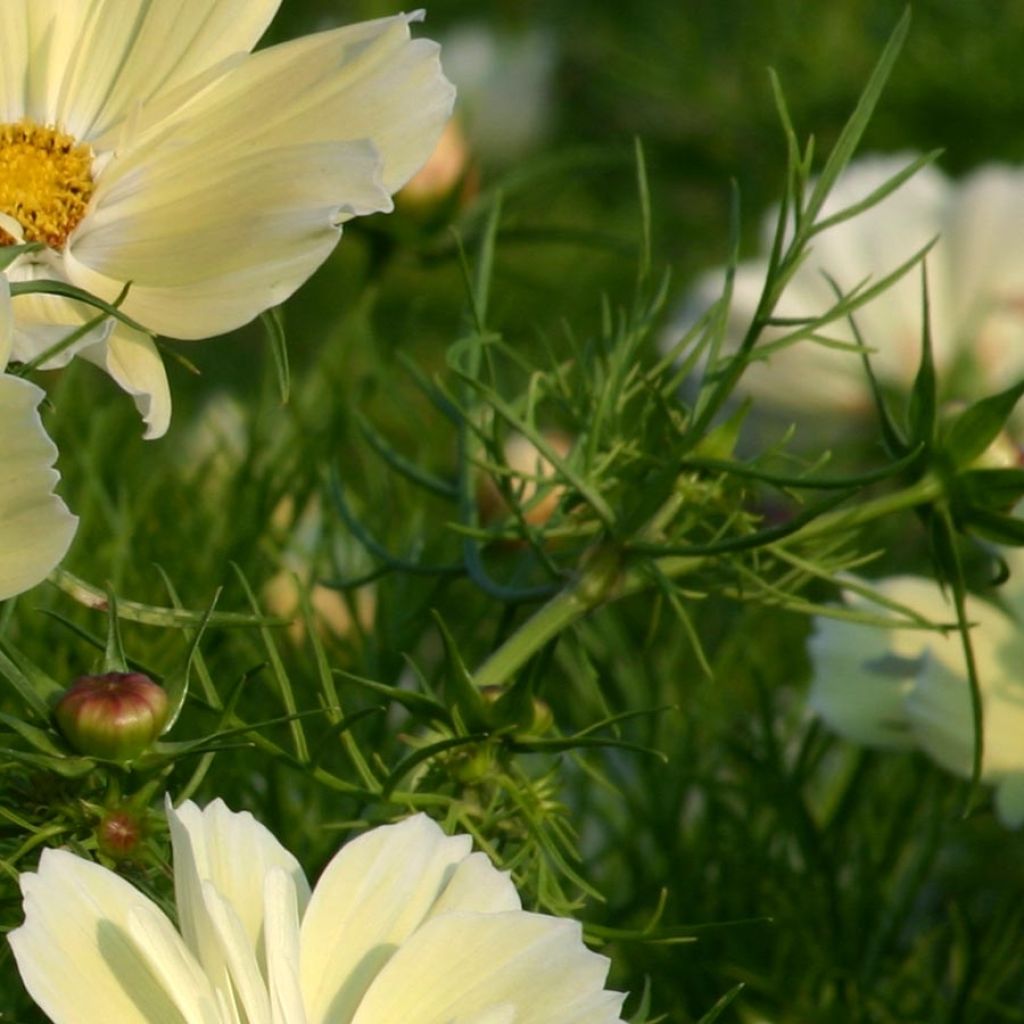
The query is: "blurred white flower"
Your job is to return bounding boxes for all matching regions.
[1,0,455,437]
[441,23,556,164]
[809,553,1024,826]
[0,270,76,600]
[685,155,1024,417]
[10,797,626,1024]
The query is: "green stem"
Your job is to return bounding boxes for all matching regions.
[472,473,944,690]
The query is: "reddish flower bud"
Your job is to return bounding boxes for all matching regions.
[54,672,169,761]
[96,809,145,860]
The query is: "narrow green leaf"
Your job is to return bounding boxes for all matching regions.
[804,8,911,227]
[261,307,290,404]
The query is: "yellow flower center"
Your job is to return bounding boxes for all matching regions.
[0,120,94,249]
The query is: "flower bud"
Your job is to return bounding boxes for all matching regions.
[477,431,572,528]
[96,808,145,861]
[54,672,169,761]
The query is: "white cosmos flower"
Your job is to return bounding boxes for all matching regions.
[683,155,1024,417]
[0,269,77,600]
[809,554,1024,827]
[0,1,455,438]
[9,797,626,1024]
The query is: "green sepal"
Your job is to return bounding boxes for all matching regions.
[955,468,1024,511]
[942,378,1024,468]
[432,611,491,731]
[906,267,937,452]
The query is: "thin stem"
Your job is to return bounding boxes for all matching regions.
[472,473,944,690]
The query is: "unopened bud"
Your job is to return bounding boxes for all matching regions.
[477,431,572,528]
[55,672,169,761]
[97,808,145,860]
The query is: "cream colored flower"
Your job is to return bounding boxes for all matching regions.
[0,270,77,600]
[1,1,455,437]
[809,555,1024,826]
[10,797,626,1024]
[685,156,1024,417]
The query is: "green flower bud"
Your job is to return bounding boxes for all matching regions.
[54,672,169,761]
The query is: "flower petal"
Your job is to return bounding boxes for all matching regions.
[0,2,84,123]
[64,12,454,339]
[66,139,385,338]
[80,325,172,439]
[300,814,477,1024]
[265,867,309,1024]
[200,879,272,1024]
[127,902,223,1024]
[121,12,455,193]
[9,848,189,1023]
[168,797,311,966]
[350,912,625,1024]
[53,0,281,141]
[806,576,949,750]
[905,592,1023,781]
[679,156,956,416]
[942,164,1024,397]
[0,374,77,600]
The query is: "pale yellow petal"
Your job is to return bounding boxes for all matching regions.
[0,1,85,123]
[265,867,308,1024]
[118,13,455,192]
[200,879,272,1024]
[0,375,77,600]
[349,912,625,1024]
[168,797,310,967]
[9,848,190,1023]
[128,903,223,1024]
[79,325,172,439]
[54,0,281,141]
[300,814,474,1024]
[66,139,385,338]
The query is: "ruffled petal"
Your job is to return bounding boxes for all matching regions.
[9,848,196,1023]
[120,13,455,193]
[299,814,476,1024]
[349,912,625,1024]
[52,0,281,141]
[0,374,77,600]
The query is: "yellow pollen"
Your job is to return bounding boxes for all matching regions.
[0,120,94,249]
